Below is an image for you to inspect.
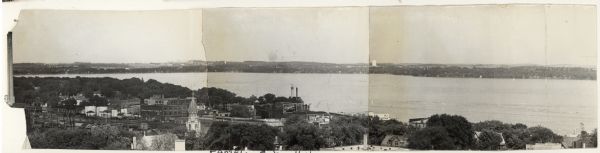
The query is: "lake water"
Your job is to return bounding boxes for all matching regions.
[18,72,596,135]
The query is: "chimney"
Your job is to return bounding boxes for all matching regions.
[296,87,299,98]
[290,86,294,98]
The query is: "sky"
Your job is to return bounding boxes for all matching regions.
[202,8,369,64]
[11,6,596,66]
[371,5,597,66]
[12,9,204,63]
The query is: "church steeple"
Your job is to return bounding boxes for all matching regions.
[186,92,201,136]
[188,92,198,117]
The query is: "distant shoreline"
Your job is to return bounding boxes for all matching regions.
[12,62,596,80]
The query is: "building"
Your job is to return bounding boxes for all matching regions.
[72,94,88,106]
[141,97,191,122]
[526,143,563,150]
[144,95,178,105]
[227,104,257,118]
[307,113,331,125]
[84,106,97,116]
[59,93,89,106]
[186,93,202,137]
[562,132,595,148]
[174,139,186,151]
[281,102,310,113]
[92,91,103,97]
[133,131,177,150]
[320,133,409,151]
[96,106,110,118]
[368,112,390,120]
[380,135,407,147]
[409,118,428,128]
[262,119,284,127]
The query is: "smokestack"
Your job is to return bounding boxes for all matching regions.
[290,86,294,98]
[296,87,298,98]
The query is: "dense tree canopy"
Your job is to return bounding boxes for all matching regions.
[203,122,279,151]
[426,114,474,150]
[475,130,504,150]
[28,125,138,150]
[407,127,455,150]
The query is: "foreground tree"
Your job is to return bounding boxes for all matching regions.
[426,114,475,149]
[475,130,503,150]
[204,122,278,150]
[407,127,455,150]
[527,126,562,144]
[282,123,326,150]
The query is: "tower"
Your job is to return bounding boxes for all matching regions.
[186,92,201,137]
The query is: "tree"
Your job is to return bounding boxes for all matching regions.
[502,128,528,149]
[426,114,474,149]
[204,122,278,150]
[90,95,108,106]
[590,129,597,147]
[262,93,276,104]
[527,126,562,144]
[475,130,503,150]
[407,127,455,150]
[230,105,254,118]
[61,98,77,109]
[473,120,511,131]
[282,123,326,150]
[150,134,177,151]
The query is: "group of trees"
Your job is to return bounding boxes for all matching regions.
[370,64,596,80]
[406,114,567,150]
[407,114,474,150]
[28,125,138,149]
[191,114,403,151]
[198,122,279,151]
[13,77,191,108]
[13,63,204,75]
[365,116,409,145]
[13,61,370,75]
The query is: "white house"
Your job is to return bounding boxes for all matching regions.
[111,110,119,117]
[96,106,109,118]
[85,106,97,116]
[121,108,129,116]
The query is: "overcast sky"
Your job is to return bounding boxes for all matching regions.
[12,9,204,63]
[202,8,369,64]
[371,5,597,66]
[12,6,596,66]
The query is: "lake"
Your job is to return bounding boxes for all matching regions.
[18,72,596,135]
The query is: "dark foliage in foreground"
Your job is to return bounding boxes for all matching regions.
[28,125,138,150]
[407,114,568,150]
[203,122,279,150]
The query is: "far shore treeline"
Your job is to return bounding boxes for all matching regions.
[12,76,301,109]
[16,77,598,150]
[13,61,596,80]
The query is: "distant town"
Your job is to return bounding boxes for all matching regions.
[13,61,596,80]
[15,77,597,151]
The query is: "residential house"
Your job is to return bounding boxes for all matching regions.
[84,106,97,116]
[380,135,408,148]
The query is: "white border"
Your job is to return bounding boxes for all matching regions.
[1,0,598,153]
